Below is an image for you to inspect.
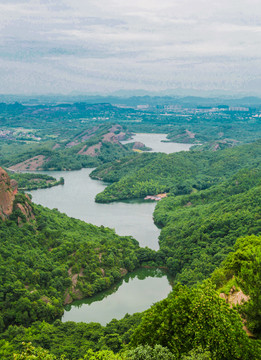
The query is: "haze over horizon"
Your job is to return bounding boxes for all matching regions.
[0,0,261,96]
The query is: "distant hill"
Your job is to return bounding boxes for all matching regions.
[1,95,261,107]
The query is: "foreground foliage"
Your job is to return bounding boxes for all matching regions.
[212,234,261,336]
[0,137,261,359]
[130,281,260,359]
[0,313,142,360]
[0,194,141,331]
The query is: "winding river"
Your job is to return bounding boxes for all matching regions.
[29,168,160,249]
[29,134,192,324]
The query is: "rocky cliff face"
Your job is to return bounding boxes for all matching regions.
[0,167,34,224]
[0,167,16,220]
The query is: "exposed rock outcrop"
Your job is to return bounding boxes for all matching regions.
[17,202,35,225]
[219,287,254,337]
[0,167,35,224]
[64,267,85,305]
[219,287,249,307]
[0,167,16,220]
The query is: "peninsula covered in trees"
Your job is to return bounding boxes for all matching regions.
[0,97,261,359]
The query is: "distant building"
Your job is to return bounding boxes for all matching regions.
[144,193,168,201]
[229,107,249,112]
[137,105,150,110]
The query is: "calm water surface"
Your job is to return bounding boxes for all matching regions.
[29,134,191,324]
[29,168,160,249]
[121,133,192,154]
[29,135,191,250]
[62,268,172,325]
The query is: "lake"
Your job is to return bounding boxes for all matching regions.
[62,268,172,325]
[121,133,192,153]
[29,168,161,250]
[29,133,192,324]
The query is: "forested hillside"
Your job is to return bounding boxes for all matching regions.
[90,152,158,182]
[2,99,261,174]
[1,124,136,171]
[0,168,144,333]
[1,139,261,358]
[130,280,260,359]
[153,168,261,284]
[212,234,261,336]
[1,235,261,359]
[94,140,261,202]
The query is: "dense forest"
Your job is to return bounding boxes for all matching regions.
[6,171,64,190]
[1,99,261,358]
[1,144,261,358]
[153,168,261,284]
[0,194,146,332]
[1,235,261,359]
[1,98,261,173]
[93,140,261,202]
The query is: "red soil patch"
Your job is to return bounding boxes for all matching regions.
[102,132,119,144]
[81,134,95,141]
[9,155,47,171]
[109,125,122,133]
[10,179,18,190]
[52,143,61,150]
[75,126,100,141]
[220,287,253,337]
[120,268,128,276]
[116,132,127,141]
[64,291,72,305]
[16,202,35,223]
[0,167,16,220]
[78,145,87,154]
[132,141,146,150]
[78,142,102,156]
[185,129,195,139]
[220,286,249,307]
[66,141,79,148]
[41,296,51,304]
[184,202,192,207]
[100,268,105,277]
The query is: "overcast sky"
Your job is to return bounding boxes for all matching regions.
[0,0,261,95]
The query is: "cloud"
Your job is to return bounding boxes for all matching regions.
[0,0,260,94]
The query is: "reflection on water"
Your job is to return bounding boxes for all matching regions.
[29,134,191,250]
[62,268,172,325]
[28,134,191,324]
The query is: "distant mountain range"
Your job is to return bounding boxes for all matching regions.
[1,93,261,108]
